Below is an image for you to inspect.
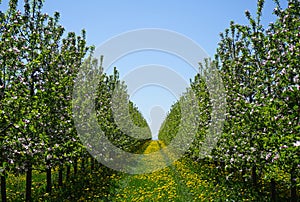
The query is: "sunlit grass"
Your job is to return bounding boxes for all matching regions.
[2,140,296,201]
[143,140,165,154]
[109,140,295,201]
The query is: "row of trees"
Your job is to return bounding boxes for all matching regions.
[159,0,299,200]
[95,65,151,152]
[1,0,89,200]
[0,0,151,201]
[215,0,299,200]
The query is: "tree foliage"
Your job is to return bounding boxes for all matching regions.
[0,0,150,200]
[159,0,299,199]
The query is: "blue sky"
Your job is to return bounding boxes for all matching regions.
[37,0,283,56]
[0,0,287,138]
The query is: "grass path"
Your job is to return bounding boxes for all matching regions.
[5,140,280,201]
[110,140,210,201]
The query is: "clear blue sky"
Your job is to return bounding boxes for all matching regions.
[36,0,283,56]
[0,0,287,138]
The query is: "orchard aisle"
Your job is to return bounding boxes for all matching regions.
[109,140,209,201]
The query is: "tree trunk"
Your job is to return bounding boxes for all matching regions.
[91,157,95,171]
[26,165,32,202]
[66,165,70,180]
[252,165,257,188]
[214,160,218,167]
[241,167,246,182]
[290,166,297,202]
[58,167,63,186]
[271,178,276,202]
[74,159,77,175]
[81,158,85,171]
[46,167,51,194]
[1,171,7,202]
[220,161,225,170]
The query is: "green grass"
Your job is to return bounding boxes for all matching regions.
[6,170,47,201]
[4,162,119,202]
[2,141,298,201]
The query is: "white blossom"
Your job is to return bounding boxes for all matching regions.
[293,141,300,147]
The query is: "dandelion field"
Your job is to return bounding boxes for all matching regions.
[3,140,298,201]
